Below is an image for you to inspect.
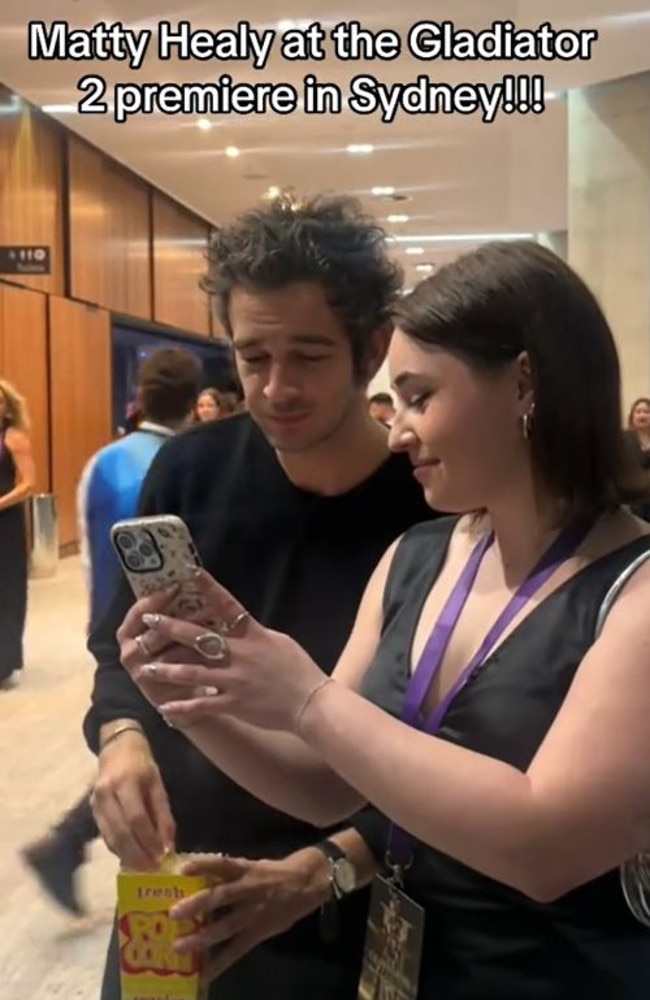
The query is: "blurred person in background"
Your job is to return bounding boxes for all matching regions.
[368,391,396,426]
[625,397,650,521]
[79,348,202,634]
[21,348,201,914]
[220,389,246,415]
[0,379,35,690]
[195,387,222,422]
[122,399,142,435]
[627,397,650,464]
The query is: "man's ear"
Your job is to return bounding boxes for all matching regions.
[363,326,393,384]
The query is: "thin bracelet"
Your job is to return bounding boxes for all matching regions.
[295,678,334,734]
[99,724,145,754]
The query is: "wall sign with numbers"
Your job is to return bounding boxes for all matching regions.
[0,245,51,276]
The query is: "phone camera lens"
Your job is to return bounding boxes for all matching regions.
[139,542,154,558]
[116,532,135,550]
[126,551,143,570]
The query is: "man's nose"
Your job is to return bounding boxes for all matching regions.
[262,363,301,404]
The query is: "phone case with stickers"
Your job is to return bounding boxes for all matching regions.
[111,514,204,617]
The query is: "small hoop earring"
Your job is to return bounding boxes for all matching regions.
[522,405,535,440]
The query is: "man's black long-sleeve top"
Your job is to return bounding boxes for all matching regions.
[84,413,435,965]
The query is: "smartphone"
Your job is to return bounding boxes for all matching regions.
[111,514,205,616]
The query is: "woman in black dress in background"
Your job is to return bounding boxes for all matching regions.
[626,397,650,521]
[627,397,650,462]
[0,379,36,688]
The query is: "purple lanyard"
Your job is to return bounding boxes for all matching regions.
[386,517,593,872]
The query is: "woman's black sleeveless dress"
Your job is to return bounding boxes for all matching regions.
[361,517,650,999]
[0,428,28,682]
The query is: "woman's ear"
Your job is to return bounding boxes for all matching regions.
[515,351,534,411]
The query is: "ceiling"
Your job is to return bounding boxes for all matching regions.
[2,0,650,286]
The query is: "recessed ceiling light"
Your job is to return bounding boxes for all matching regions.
[347,144,374,154]
[265,185,281,198]
[41,103,77,114]
[416,264,434,273]
[387,214,409,223]
[278,18,313,31]
[406,247,424,255]
[391,232,535,244]
[197,118,212,131]
[371,186,395,196]
[225,146,240,158]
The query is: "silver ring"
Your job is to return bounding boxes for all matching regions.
[135,633,152,659]
[221,610,250,635]
[193,631,228,661]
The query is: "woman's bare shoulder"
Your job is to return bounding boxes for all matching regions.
[4,426,30,449]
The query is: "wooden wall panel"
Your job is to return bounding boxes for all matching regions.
[153,194,211,336]
[0,87,64,296]
[49,296,112,547]
[69,137,151,319]
[0,283,50,493]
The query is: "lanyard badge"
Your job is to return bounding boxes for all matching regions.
[357,875,425,1000]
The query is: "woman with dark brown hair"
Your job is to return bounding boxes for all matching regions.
[0,379,36,688]
[119,242,650,997]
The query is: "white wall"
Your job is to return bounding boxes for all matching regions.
[569,75,650,404]
[539,230,568,258]
[368,359,393,401]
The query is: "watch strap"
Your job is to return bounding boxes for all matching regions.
[316,840,345,942]
[313,839,346,865]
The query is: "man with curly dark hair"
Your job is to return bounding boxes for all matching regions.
[85,192,437,1000]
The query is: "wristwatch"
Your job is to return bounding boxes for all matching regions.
[314,839,357,900]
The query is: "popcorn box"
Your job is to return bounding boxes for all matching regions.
[117,855,212,1000]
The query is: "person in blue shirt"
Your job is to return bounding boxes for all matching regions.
[21,346,201,913]
[79,348,200,631]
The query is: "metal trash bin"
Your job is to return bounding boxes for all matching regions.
[29,493,59,579]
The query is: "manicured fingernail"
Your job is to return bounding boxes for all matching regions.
[142,613,161,628]
[140,663,157,677]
